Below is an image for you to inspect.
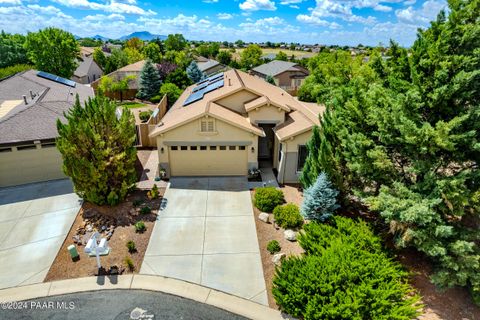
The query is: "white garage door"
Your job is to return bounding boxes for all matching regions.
[0,144,66,187]
[169,145,248,176]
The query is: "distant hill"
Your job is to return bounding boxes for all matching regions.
[92,35,110,41]
[119,31,167,41]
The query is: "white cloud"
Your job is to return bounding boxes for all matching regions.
[217,13,234,20]
[374,4,392,12]
[203,0,219,2]
[239,0,276,11]
[27,5,62,15]
[280,0,304,4]
[290,5,300,9]
[84,13,126,21]
[395,0,446,24]
[50,0,156,16]
[0,0,21,4]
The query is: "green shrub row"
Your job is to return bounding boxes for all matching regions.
[254,187,284,212]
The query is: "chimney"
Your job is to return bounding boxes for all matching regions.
[228,78,232,86]
[30,90,34,99]
[22,95,28,105]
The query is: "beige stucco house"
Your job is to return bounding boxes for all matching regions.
[149,69,324,184]
[0,70,94,187]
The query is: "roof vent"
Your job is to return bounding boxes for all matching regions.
[29,90,34,99]
[22,95,27,105]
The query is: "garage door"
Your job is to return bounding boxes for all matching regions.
[0,144,66,187]
[169,145,248,176]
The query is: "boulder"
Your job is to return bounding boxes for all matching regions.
[272,253,286,265]
[284,229,296,241]
[86,224,93,232]
[258,212,270,223]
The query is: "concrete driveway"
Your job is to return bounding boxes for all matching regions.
[0,179,81,289]
[141,177,267,305]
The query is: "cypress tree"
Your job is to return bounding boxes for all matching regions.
[137,59,161,100]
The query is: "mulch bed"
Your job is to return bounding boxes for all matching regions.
[45,188,165,282]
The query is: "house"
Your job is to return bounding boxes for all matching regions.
[196,58,226,76]
[149,69,324,184]
[91,60,147,100]
[0,70,94,187]
[72,47,104,84]
[250,60,309,96]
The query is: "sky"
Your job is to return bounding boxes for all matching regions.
[0,0,447,46]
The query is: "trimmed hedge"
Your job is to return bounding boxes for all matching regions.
[272,216,420,319]
[273,204,304,229]
[254,187,284,212]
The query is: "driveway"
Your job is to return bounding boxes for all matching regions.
[141,177,267,305]
[0,179,81,289]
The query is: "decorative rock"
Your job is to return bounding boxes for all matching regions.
[258,212,270,223]
[284,229,296,241]
[86,224,93,232]
[72,235,80,243]
[272,253,286,265]
[101,225,107,231]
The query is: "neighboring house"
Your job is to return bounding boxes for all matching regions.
[0,70,94,187]
[91,60,147,100]
[72,47,104,84]
[149,69,324,184]
[250,60,309,96]
[196,59,226,76]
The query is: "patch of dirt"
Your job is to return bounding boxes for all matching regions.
[398,249,480,320]
[251,189,304,309]
[280,183,303,206]
[45,189,165,281]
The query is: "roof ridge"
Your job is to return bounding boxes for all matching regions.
[233,69,245,88]
[0,87,50,124]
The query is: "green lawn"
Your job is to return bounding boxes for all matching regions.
[117,101,147,109]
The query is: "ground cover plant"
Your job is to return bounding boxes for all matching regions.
[273,204,303,229]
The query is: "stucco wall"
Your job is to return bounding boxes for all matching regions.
[278,131,313,183]
[156,116,258,177]
[215,90,259,114]
[0,144,66,187]
[248,105,285,125]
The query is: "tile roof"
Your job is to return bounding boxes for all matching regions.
[0,70,94,145]
[149,69,324,140]
[197,59,221,72]
[251,60,305,77]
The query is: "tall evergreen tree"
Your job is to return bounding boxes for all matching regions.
[300,0,480,302]
[186,61,205,83]
[137,59,161,100]
[56,95,137,206]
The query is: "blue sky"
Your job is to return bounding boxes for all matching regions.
[0,0,447,46]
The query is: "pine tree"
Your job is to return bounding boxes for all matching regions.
[137,59,161,100]
[301,172,339,222]
[186,61,205,83]
[265,75,276,85]
[56,95,137,206]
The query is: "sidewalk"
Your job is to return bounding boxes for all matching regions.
[136,150,168,190]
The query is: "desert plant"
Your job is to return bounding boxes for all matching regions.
[301,172,339,222]
[273,204,304,229]
[267,240,281,254]
[147,184,159,199]
[124,256,135,271]
[134,221,146,233]
[126,240,136,253]
[254,187,284,212]
[140,206,151,215]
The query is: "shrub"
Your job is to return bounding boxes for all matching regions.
[160,82,182,107]
[273,204,303,229]
[254,187,284,212]
[0,64,32,79]
[124,256,135,271]
[301,172,339,222]
[140,206,151,215]
[134,221,146,233]
[132,199,142,207]
[273,217,421,319]
[267,240,281,254]
[150,95,161,103]
[139,110,152,122]
[147,184,159,199]
[126,240,136,253]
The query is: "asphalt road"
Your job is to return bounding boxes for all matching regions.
[0,289,249,320]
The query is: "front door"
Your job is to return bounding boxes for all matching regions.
[258,124,275,160]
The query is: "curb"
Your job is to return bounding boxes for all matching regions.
[0,274,288,320]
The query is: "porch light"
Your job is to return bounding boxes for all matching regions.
[251,146,255,153]
[161,147,164,154]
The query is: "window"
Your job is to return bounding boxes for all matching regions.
[200,119,215,132]
[229,146,236,151]
[181,146,188,150]
[41,142,56,148]
[210,146,217,150]
[190,146,197,150]
[0,147,12,153]
[17,145,36,151]
[171,146,178,150]
[239,146,246,150]
[200,146,207,150]
[297,145,308,171]
[219,146,227,150]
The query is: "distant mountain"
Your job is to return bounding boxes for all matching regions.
[119,31,167,41]
[92,35,110,41]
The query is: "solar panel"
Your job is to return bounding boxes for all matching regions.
[204,80,224,94]
[37,71,76,88]
[207,73,223,81]
[183,89,205,106]
[193,82,208,92]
